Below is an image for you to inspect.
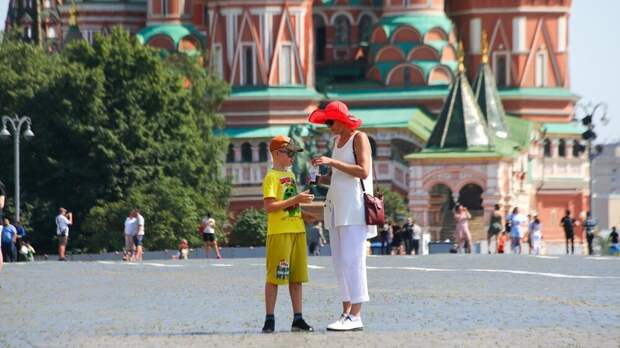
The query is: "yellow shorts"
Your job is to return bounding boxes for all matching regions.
[265,233,308,285]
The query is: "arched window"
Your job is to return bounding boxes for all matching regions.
[543,139,551,157]
[226,144,235,163]
[334,15,350,46]
[368,136,377,159]
[241,142,252,162]
[313,14,326,62]
[572,140,581,157]
[558,139,566,157]
[259,142,268,162]
[358,14,373,46]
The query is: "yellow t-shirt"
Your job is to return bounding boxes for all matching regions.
[262,169,305,235]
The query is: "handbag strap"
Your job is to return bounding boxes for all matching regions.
[351,132,378,194]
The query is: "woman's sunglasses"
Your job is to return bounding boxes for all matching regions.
[325,120,334,127]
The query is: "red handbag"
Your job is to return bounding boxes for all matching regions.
[352,133,385,226]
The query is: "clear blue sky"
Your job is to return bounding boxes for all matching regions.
[0,0,617,142]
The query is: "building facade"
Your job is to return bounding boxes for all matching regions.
[5,0,589,243]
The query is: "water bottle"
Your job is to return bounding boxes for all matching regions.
[308,166,319,195]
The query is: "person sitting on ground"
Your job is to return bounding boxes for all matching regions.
[609,227,619,256]
[177,239,189,260]
[19,238,36,262]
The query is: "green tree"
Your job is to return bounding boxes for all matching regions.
[231,208,267,247]
[377,186,409,224]
[0,28,230,253]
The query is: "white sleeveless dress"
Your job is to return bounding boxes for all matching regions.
[324,132,378,239]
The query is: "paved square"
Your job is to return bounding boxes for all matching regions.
[1,255,619,347]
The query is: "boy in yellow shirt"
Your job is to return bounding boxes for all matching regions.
[262,135,314,333]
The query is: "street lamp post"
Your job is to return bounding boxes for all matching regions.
[1,115,35,222]
[575,102,608,217]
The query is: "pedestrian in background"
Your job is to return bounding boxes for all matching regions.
[0,180,5,220]
[508,207,527,255]
[529,215,543,255]
[132,209,145,261]
[380,222,391,255]
[391,223,403,255]
[1,217,17,262]
[402,218,414,255]
[487,204,504,254]
[55,208,73,261]
[412,219,422,255]
[560,210,576,255]
[584,211,597,255]
[199,213,222,259]
[454,204,472,253]
[308,221,326,256]
[609,227,619,256]
[526,214,533,254]
[123,211,136,261]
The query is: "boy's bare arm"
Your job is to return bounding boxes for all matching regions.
[264,191,314,213]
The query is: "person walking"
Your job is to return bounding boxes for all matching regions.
[199,213,222,259]
[261,135,314,333]
[454,204,472,253]
[508,207,527,255]
[584,211,597,255]
[609,227,619,256]
[308,221,326,256]
[133,209,145,261]
[412,219,422,255]
[55,208,73,261]
[380,222,391,255]
[402,218,414,255]
[123,211,136,261]
[1,217,17,262]
[310,100,377,331]
[529,216,543,255]
[487,204,504,254]
[560,210,576,255]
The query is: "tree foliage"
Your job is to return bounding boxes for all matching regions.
[0,28,230,253]
[231,208,267,247]
[377,186,409,223]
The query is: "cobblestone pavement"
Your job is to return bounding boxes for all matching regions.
[1,255,619,347]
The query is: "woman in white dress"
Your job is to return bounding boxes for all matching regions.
[309,100,377,332]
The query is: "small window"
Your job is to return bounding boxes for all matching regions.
[313,14,326,62]
[543,139,551,157]
[558,139,566,157]
[358,14,373,46]
[259,142,268,162]
[240,44,256,86]
[279,44,293,85]
[241,142,253,162]
[212,45,223,79]
[334,15,350,46]
[535,51,546,87]
[162,0,168,16]
[226,144,235,163]
[572,140,581,157]
[494,54,508,87]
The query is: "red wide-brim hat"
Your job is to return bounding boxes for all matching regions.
[308,100,362,130]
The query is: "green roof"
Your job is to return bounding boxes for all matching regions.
[474,62,510,138]
[426,70,492,149]
[137,24,204,51]
[350,106,435,138]
[325,85,449,101]
[230,86,322,100]
[498,88,579,100]
[223,126,293,139]
[542,122,586,135]
[378,14,453,39]
[406,147,503,160]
